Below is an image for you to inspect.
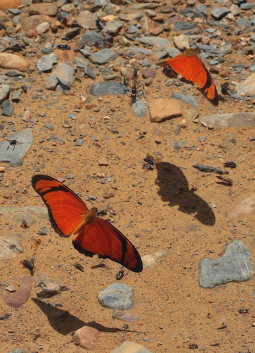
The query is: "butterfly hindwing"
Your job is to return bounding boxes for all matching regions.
[73,217,143,273]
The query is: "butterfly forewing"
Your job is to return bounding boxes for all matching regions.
[73,217,143,273]
[32,175,88,236]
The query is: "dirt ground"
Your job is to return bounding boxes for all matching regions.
[1,2,255,353]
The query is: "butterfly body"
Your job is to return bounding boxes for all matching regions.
[32,175,143,273]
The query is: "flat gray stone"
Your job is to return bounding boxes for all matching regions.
[0,206,48,224]
[89,49,117,64]
[8,349,28,353]
[132,98,148,117]
[211,7,231,20]
[37,53,58,72]
[45,63,75,90]
[90,81,125,96]
[36,274,69,298]
[77,10,97,29]
[0,129,33,166]
[0,84,10,102]
[139,36,171,49]
[98,283,134,310]
[200,240,254,288]
[0,234,24,261]
[111,341,154,353]
[200,113,255,127]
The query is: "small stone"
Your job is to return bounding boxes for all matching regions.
[45,63,75,90]
[37,54,58,72]
[173,34,189,50]
[149,98,182,123]
[200,113,255,128]
[139,36,171,49]
[132,99,148,118]
[2,100,14,117]
[0,0,22,10]
[111,341,154,353]
[98,158,108,166]
[98,283,134,310]
[73,326,100,350]
[29,3,58,17]
[0,53,29,72]
[7,349,28,353]
[36,274,69,298]
[4,276,34,308]
[90,49,116,65]
[77,10,97,29]
[103,191,114,199]
[90,81,125,96]
[112,311,139,322]
[23,110,32,122]
[236,73,255,96]
[200,240,254,288]
[0,84,10,103]
[36,21,50,34]
[141,254,157,269]
[211,7,230,20]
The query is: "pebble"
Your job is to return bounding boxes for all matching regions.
[173,34,189,50]
[8,349,27,353]
[112,311,139,322]
[73,326,100,350]
[20,15,56,32]
[36,21,50,34]
[0,234,23,261]
[45,63,75,90]
[0,128,33,166]
[211,7,231,20]
[37,54,58,72]
[236,73,255,96]
[200,240,254,288]
[200,113,255,127]
[139,36,171,49]
[90,81,125,96]
[0,0,22,10]
[36,274,69,298]
[98,283,134,310]
[149,98,182,123]
[0,53,29,72]
[103,20,124,35]
[171,92,199,108]
[132,99,148,118]
[111,341,154,353]
[0,84,10,102]
[2,99,14,117]
[89,48,117,64]
[4,276,34,308]
[174,21,197,31]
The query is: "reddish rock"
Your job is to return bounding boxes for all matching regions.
[73,326,100,350]
[21,15,56,32]
[149,98,182,123]
[4,276,34,308]
[0,0,23,10]
[0,53,29,72]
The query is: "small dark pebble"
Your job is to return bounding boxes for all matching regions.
[189,343,198,349]
[0,313,11,320]
[38,226,48,235]
[224,161,236,168]
[238,308,249,314]
[216,176,233,187]
[116,270,124,280]
[74,263,84,272]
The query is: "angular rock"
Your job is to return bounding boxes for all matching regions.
[228,194,255,219]
[77,10,97,29]
[7,349,28,353]
[90,81,125,96]
[139,36,171,49]
[200,113,255,127]
[0,129,33,166]
[132,99,148,118]
[111,341,154,353]
[98,283,134,310]
[36,274,69,298]
[0,53,29,72]
[112,311,139,322]
[2,99,14,117]
[89,49,116,64]
[103,21,124,35]
[45,63,75,90]
[4,276,34,308]
[73,326,100,350]
[37,54,58,72]
[0,84,10,103]
[200,240,254,288]
[0,234,24,261]
[173,34,189,50]
[236,73,255,96]
[0,206,48,224]
[149,98,182,122]
[29,3,58,17]
[174,21,197,31]
[211,7,231,20]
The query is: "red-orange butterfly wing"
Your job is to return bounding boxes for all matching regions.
[32,175,88,237]
[73,217,143,272]
[165,49,218,102]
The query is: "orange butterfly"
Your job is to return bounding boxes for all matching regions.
[160,48,218,104]
[31,175,143,273]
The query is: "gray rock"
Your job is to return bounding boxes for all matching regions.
[6,70,25,77]
[75,56,89,70]
[0,129,33,166]
[236,73,255,96]
[139,36,171,49]
[89,49,117,64]
[197,4,207,16]
[129,46,152,56]
[37,53,58,72]
[211,7,231,20]
[200,113,255,128]
[103,21,124,35]
[171,92,199,107]
[0,234,24,261]
[12,88,23,102]
[80,46,91,57]
[36,274,69,298]
[41,42,53,54]
[167,47,181,57]
[78,31,105,48]
[90,81,125,96]
[0,206,48,224]
[45,63,75,90]
[111,341,154,353]
[2,99,14,117]
[132,98,148,117]
[241,3,255,10]
[98,283,134,310]
[8,349,27,353]
[200,240,254,288]
[174,21,197,31]
[0,84,10,102]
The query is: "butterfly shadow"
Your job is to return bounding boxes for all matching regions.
[32,298,136,335]
[155,162,216,226]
